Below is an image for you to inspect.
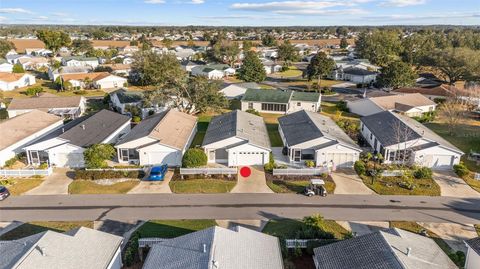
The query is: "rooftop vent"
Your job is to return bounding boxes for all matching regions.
[202,244,207,253]
[81,124,85,130]
[406,247,412,257]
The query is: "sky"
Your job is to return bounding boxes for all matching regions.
[0,0,479,26]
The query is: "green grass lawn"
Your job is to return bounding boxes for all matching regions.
[262,218,349,240]
[360,175,441,196]
[190,114,212,148]
[68,180,139,194]
[260,113,284,147]
[169,179,236,193]
[0,221,93,240]
[0,178,44,195]
[136,219,217,238]
[267,179,336,194]
[275,66,302,78]
[321,101,360,120]
[2,79,106,99]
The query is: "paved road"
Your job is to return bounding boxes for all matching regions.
[1,194,479,223]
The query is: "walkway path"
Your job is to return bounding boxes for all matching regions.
[25,168,73,195]
[231,166,273,193]
[332,168,374,195]
[433,171,480,197]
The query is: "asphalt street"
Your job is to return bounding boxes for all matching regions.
[1,194,479,223]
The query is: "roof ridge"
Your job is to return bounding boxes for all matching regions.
[378,230,407,269]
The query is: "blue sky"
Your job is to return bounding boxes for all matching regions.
[1,0,479,26]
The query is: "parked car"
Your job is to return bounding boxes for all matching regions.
[0,186,10,201]
[146,165,168,181]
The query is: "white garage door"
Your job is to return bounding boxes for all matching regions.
[428,155,454,170]
[148,152,179,167]
[54,153,84,168]
[231,152,265,166]
[326,153,356,168]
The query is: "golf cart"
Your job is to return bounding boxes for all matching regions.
[304,179,327,197]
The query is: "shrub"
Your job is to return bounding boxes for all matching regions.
[4,156,19,168]
[336,101,348,112]
[305,160,315,168]
[25,86,44,96]
[12,64,25,73]
[38,163,49,169]
[264,153,276,172]
[453,162,470,178]
[448,251,466,267]
[245,109,260,116]
[132,116,141,123]
[182,148,207,168]
[74,169,145,180]
[83,144,116,169]
[354,160,366,175]
[413,167,433,179]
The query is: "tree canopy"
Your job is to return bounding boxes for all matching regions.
[377,61,417,89]
[36,30,71,53]
[278,40,299,66]
[237,51,266,82]
[131,50,186,87]
[83,144,116,168]
[304,52,335,85]
[0,40,15,58]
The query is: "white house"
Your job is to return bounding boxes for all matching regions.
[261,59,282,74]
[0,72,36,91]
[7,95,86,119]
[48,66,93,81]
[24,110,131,168]
[109,88,144,114]
[278,110,362,168]
[1,227,123,269]
[360,111,463,170]
[0,60,13,72]
[18,56,49,71]
[115,109,197,166]
[219,82,260,100]
[347,93,437,117]
[191,64,235,79]
[342,67,377,84]
[0,110,63,167]
[465,238,480,269]
[61,56,99,68]
[60,72,127,90]
[202,110,271,166]
[241,89,321,114]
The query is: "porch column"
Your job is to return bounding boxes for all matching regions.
[117,148,121,163]
[26,150,31,165]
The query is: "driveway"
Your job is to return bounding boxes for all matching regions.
[216,219,268,232]
[433,171,480,197]
[337,221,390,236]
[25,168,73,195]
[331,168,374,195]
[128,171,173,194]
[418,222,478,252]
[231,166,273,193]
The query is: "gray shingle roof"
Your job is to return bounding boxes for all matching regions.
[202,110,270,149]
[110,88,143,104]
[279,110,360,150]
[59,109,130,148]
[466,237,480,256]
[143,226,283,269]
[314,228,457,269]
[343,67,377,76]
[242,89,292,104]
[116,110,168,145]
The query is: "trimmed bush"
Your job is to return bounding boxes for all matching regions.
[132,116,141,123]
[413,167,433,179]
[74,170,145,180]
[182,148,207,168]
[305,160,315,168]
[354,160,366,175]
[4,156,19,168]
[453,163,470,178]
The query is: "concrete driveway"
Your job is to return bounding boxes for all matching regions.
[331,168,374,195]
[337,221,390,236]
[25,168,73,195]
[128,171,173,194]
[433,171,480,197]
[231,166,273,193]
[419,222,478,252]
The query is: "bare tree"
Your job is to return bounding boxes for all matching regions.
[390,116,418,166]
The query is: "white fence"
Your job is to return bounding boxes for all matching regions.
[138,238,168,248]
[179,168,237,175]
[85,167,144,171]
[0,167,53,178]
[272,168,327,176]
[285,239,309,248]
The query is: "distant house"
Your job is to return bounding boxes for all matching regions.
[465,237,480,269]
[181,60,203,72]
[0,60,13,73]
[202,110,271,166]
[100,64,132,76]
[48,66,93,81]
[7,95,86,119]
[25,48,53,57]
[61,56,99,68]
[191,64,235,79]
[0,110,63,167]
[109,88,144,114]
[219,82,260,99]
[342,67,377,84]
[24,110,130,167]
[261,58,282,74]
[241,89,321,114]
[347,93,436,117]
[313,228,457,269]
[0,227,123,269]
[60,72,127,90]
[0,73,36,91]
[279,110,362,168]
[360,111,463,170]
[143,226,283,269]
[6,54,32,65]
[118,45,139,54]
[115,109,197,166]
[18,56,49,71]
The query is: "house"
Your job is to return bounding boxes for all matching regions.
[313,228,457,269]
[261,59,282,74]
[7,95,86,119]
[347,93,436,117]
[18,57,49,71]
[100,64,132,76]
[181,60,202,72]
[241,89,321,114]
[115,109,197,166]
[342,67,377,84]
[0,110,63,167]
[0,227,122,269]
[0,73,36,91]
[465,237,480,269]
[191,64,235,79]
[25,48,53,57]
[360,111,463,169]
[61,56,99,68]
[48,66,93,81]
[23,110,131,167]
[278,110,362,168]
[0,59,13,72]
[392,85,456,101]
[143,226,283,269]
[219,82,260,99]
[202,110,271,166]
[60,72,127,90]
[6,54,32,65]
[110,88,144,114]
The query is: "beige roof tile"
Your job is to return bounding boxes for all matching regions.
[149,110,197,150]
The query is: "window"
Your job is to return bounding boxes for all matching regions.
[370,133,373,140]
[297,102,301,106]
[261,103,287,112]
[248,102,253,109]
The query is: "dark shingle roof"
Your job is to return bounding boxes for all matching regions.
[291,91,321,102]
[116,110,168,145]
[111,89,143,104]
[361,111,421,146]
[344,67,377,76]
[242,89,292,104]
[466,237,480,256]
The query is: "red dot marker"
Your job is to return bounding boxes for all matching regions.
[240,166,251,178]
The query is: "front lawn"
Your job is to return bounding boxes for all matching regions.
[360,175,441,196]
[267,179,336,194]
[274,66,302,78]
[0,178,44,195]
[169,178,236,193]
[136,219,217,238]
[68,180,139,194]
[0,221,93,240]
[262,218,349,240]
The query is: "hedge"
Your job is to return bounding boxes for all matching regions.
[74,170,145,180]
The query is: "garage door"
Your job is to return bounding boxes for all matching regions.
[325,153,356,168]
[428,155,454,170]
[231,152,265,166]
[148,152,179,166]
[54,153,84,168]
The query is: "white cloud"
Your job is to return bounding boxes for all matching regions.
[230,1,368,16]
[51,12,68,17]
[0,8,33,14]
[364,12,480,21]
[190,0,205,4]
[379,0,427,7]
[144,0,166,4]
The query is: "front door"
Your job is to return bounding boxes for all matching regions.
[293,149,301,162]
[121,149,129,162]
[30,151,40,165]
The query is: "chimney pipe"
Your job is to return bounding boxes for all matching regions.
[81,124,85,130]
[203,244,207,253]
[62,128,65,133]
[407,247,412,256]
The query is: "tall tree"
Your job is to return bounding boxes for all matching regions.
[424,47,480,84]
[261,34,277,47]
[71,39,93,55]
[339,38,349,49]
[210,40,240,67]
[36,30,71,54]
[238,51,266,82]
[304,52,335,86]
[278,40,299,67]
[355,30,402,67]
[0,40,15,58]
[377,61,417,89]
[131,50,185,87]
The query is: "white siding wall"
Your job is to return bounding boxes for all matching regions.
[95,76,127,89]
[466,247,480,269]
[47,143,85,168]
[227,143,270,166]
[139,144,181,167]
[0,74,36,91]
[288,100,320,113]
[106,247,123,269]
[316,144,361,168]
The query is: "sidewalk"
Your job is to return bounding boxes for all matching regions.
[25,168,73,195]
